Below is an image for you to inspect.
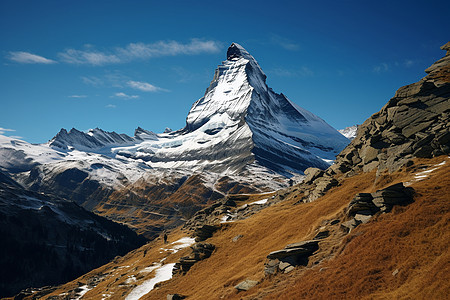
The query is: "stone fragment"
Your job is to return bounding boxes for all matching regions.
[313,230,330,240]
[234,279,259,291]
[232,234,243,242]
[284,266,295,273]
[354,213,372,223]
[341,219,358,232]
[278,261,292,271]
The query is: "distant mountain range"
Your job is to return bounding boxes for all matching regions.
[0,43,351,297]
[338,125,358,140]
[0,43,350,240]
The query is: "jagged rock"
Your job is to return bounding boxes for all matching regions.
[313,230,330,240]
[354,212,373,223]
[372,182,414,212]
[347,193,378,216]
[264,259,279,275]
[234,279,259,291]
[193,224,220,242]
[265,240,319,275]
[173,243,215,274]
[341,218,359,232]
[303,167,324,184]
[344,183,414,232]
[307,176,339,202]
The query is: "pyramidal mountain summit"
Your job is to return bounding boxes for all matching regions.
[0,43,349,241]
[48,43,348,176]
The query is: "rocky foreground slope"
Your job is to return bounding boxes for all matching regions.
[22,43,449,300]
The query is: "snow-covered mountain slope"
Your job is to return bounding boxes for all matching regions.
[49,127,157,151]
[109,43,349,175]
[0,43,350,237]
[339,125,358,140]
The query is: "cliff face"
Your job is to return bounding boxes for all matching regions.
[330,42,450,177]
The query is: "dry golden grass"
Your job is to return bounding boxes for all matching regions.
[39,156,449,300]
[270,156,450,300]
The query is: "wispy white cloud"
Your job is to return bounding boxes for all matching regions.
[268,66,314,77]
[127,80,168,92]
[81,76,104,87]
[58,39,221,65]
[0,127,16,135]
[68,95,87,98]
[374,59,417,73]
[8,51,56,64]
[270,35,301,51]
[59,49,121,65]
[373,63,390,73]
[404,59,415,67]
[81,71,135,88]
[105,104,116,108]
[113,92,139,99]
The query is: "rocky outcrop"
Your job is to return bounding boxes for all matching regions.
[265,240,320,275]
[173,243,215,274]
[342,182,414,232]
[296,170,339,203]
[329,42,450,177]
[193,225,221,242]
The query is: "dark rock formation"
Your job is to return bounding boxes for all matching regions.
[343,182,414,232]
[173,243,215,274]
[265,240,320,275]
[193,225,220,242]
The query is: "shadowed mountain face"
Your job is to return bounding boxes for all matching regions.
[0,173,146,298]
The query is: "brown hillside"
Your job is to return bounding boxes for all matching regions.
[144,157,449,299]
[28,158,449,300]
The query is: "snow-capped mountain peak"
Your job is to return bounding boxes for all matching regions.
[338,125,358,140]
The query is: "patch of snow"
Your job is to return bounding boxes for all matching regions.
[249,198,268,205]
[139,263,162,274]
[405,159,447,186]
[160,236,196,253]
[125,263,176,300]
[434,160,447,167]
[74,285,91,300]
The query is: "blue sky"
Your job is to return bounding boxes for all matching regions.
[1,0,449,143]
